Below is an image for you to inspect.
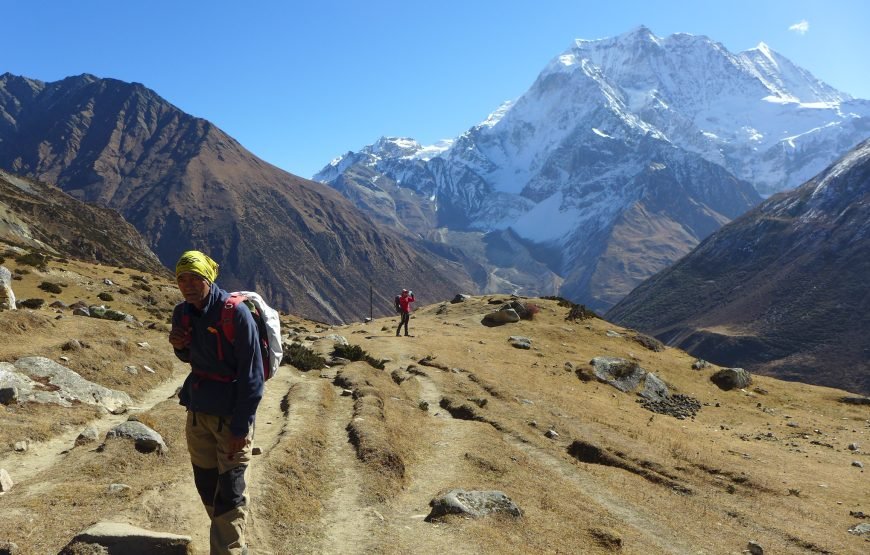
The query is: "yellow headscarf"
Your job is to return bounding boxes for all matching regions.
[175,250,219,283]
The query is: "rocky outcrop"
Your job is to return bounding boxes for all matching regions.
[0,266,15,310]
[710,368,752,391]
[426,489,522,521]
[59,522,191,555]
[0,357,132,413]
[105,421,167,454]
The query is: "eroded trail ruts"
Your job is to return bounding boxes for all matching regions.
[315,383,378,555]
[246,368,314,554]
[380,371,492,554]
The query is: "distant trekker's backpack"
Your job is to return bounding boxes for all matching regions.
[394,295,402,314]
[182,291,282,381]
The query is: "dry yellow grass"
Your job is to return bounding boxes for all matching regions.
[0,258,867,554]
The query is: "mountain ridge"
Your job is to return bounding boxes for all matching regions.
[0,72,473,323]
[607,138,870,394]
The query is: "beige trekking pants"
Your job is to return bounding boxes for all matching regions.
[186,412,253,555]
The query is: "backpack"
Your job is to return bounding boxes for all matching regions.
[182,291,283,381]
[394,295,402,314]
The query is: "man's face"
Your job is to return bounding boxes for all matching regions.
[177,272,210,308]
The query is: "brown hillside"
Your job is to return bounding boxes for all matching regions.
[0,255,867,554]
[0,169,165,275]
[0,73,472,323]
[608,139,870,395]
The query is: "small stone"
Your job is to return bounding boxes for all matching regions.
[59,356,69,362]
[341,389,353,397]
[142,366,155,374]
[125,365,138,375]
[786,422,799,428]
[107,483,131,494]
[13,441,27,452]
[848,442,859,451]
[852,461,864,468]
[136,342,150,348]
[747,540,764,555]
[848,522,870,536]
[545,429,559,439]
[76,427,99,446]
[252,446,263,456]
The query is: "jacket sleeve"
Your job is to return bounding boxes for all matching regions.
[171,303,191,363]
[228,303,265,437]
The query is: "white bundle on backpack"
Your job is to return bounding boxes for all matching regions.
[236,291,283,379]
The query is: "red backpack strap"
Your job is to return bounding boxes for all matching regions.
[220,293,245,345]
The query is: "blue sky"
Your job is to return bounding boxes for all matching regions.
[3,0,868,178]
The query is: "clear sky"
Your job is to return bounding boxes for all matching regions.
[3,1,868,179]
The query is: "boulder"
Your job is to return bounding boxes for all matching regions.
[0,468,13,492]
[427,489,522,521]
[638,373,670,402]
[7,357,131,412]
[0,266,16,311]
[589,357,647,392]
[710,368,752,390]
[76,426,99,446]
[450,294,470,304]
[0,541,19,555]
[59,522,191,555]
[0,386,18,405]
[482,309,520,326]
[106,421,167,454]
[509,336,531,349]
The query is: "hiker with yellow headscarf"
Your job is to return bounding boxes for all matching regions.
[169,250,263,555]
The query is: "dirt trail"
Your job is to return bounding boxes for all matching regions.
[315,388,378,555]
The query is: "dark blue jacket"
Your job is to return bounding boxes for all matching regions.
[172,283,264,437]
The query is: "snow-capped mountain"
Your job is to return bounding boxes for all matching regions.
[315,27,868,310]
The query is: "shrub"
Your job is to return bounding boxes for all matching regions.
[333,343,385,370]
[38,282,63,294]
[97,292,114,302]
[18,298,45,309]
[522,303,540,320]
[283,342,327,372]
[15,251,48,269]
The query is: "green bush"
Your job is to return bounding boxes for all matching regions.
[333,343,385,370]
[38,282,63,294]
[283,342,326,372]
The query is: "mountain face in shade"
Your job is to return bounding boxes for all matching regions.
[607,139,870,394]
[0,169,166,274]
[0,73,472,323]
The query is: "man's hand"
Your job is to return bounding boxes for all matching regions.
[169,327,191,350]
[227,434,250,460]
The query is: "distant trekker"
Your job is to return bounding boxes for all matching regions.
[169,250,263,555]
[396,288,415,337]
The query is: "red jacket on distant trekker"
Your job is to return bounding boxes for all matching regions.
[397,291,415,313]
